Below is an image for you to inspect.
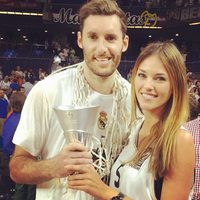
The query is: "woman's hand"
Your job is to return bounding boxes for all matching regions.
[67,164,117,200]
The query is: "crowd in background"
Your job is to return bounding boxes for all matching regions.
[0,64,49,199]
[187,72,200,103]
[0,65,48,143]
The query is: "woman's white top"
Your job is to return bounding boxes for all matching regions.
[110,118,192,200]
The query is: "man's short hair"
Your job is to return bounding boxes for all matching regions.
[79,0,127,37]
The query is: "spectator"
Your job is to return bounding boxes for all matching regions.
[9,78,19,92]
[22,77,33,96]
[0,75,11,95]
[183,95,200,200]
[2,92,36,200]
[0,65,3,81]
[0,89,9,135]
[2,92,26,156]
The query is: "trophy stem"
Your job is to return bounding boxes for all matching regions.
[63,130,93,148]
[63,131,75,143]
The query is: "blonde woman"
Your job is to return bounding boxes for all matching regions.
[68,41,195,200]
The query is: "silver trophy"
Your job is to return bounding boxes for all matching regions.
[54,105,100,148]
[54,105,100,200]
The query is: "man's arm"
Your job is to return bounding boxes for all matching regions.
[10,143,93,184]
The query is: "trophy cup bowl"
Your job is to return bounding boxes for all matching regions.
[54,105,100,148]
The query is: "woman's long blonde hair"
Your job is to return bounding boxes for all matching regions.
[130,41,189,178]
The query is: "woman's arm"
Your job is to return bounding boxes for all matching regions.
[161,129,195,200]
[67,164,132,200]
